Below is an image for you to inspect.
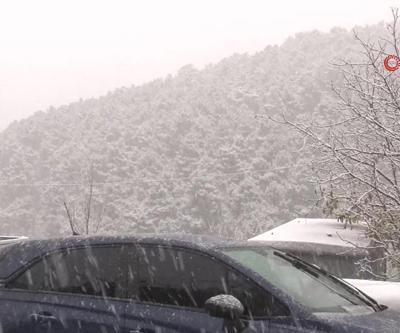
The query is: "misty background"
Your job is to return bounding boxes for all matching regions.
[0,0,396,130]
[0,0,398,239]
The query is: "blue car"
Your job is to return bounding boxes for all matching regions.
[0,234,399,333]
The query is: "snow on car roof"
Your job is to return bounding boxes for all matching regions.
[249,218,370,248]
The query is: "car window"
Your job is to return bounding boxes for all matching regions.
[7,246,126,298]
[132,245,289,318]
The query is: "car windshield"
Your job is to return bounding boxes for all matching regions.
[222,246,376,314]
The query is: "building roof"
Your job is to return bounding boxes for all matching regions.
[249,218,370,248]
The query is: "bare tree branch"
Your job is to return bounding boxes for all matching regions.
[63,201,80,236]
[271,8,400,278]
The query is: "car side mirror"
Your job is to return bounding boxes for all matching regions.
[205,294,244,320]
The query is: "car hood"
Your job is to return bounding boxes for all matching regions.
[313,309,400,333]
[345,279,400,312]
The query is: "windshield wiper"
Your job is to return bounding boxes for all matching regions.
[273,251,319,278]
[327,273,384,311]
[284,252,382,310]
[273,251,382,312]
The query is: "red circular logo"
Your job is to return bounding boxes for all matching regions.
[384,55,400,71]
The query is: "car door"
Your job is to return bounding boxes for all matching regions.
[1,244,128,333]
[122,245,293,333]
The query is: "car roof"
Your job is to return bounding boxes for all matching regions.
[0,234,245,280]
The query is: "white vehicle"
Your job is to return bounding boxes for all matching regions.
[249,218,400,311]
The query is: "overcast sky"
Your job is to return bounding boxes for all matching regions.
[0,0,397,130]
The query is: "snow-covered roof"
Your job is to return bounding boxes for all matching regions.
[249,218,369,248]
